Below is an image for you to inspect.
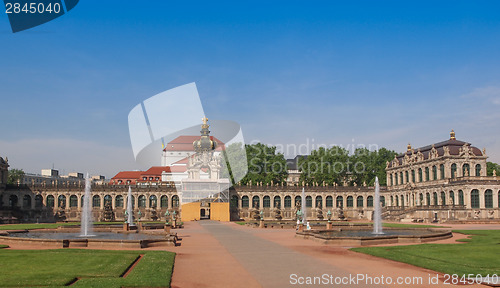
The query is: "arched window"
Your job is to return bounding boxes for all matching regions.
[418,168,423,182]
[336,196,343,208]
[347,196,353,207]
[449,191,454,206]
[470,189,479,208]
[305,196,312,208]
[463,163,470,176]
[172,195,179,208]
[92,195,100,208]
[451,163,457,179]
[367,196,373,207]
[104,195,112,206]
[57,195,66,208]
[419,193,423,206]
[356,196,363,207]
[390,174,393,186]
[395,173,398,185]
[273,196,281,208]
[23,195,32,208]
[459,190,464,205]
[326,196,333,207]
[405,171,409,183]
[230,195,238,209]
[400,172,404,184]
[433,192,438,206]
[35,195,43,208]
[440,164,445,179]
[440,192,446,206]
[432,166,437,180]
[425,167,430,181]
[295,196,301,208]
[315,196,322,208]
[400,195,404,207]
[149,195,157,208]
[475,164,481,176]
[380,196,385,207]
[395,196,399,207]
[426,193,430,206]
[485,189,493,208]
[252,196,260,208]
[241,196,249,208]
[46,195,54,208]
[160,195,168,208]
[116,195,124,208]
[69,195,78,207]
[263,196,271,208]
[284,196,292,208]
[138,195,146,208]
[411,170,415,183]
[390,196,394,206]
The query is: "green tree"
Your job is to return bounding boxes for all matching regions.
[350,147,397,186]
[299,146,350,186]
[223,143,288,185]
[7,168,25,185]
[486,162,500,176]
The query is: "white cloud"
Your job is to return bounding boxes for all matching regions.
[461,86,500,105]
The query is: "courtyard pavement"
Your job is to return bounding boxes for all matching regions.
[166,221,493,288]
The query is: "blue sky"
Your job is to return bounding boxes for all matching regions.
[1,1,500,177]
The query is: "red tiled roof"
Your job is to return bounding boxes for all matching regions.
[111,171,143,179]
[163,135,225,152]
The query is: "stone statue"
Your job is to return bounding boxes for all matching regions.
[494,170,497,177]
[326,210,332,222]
[259,210,264,220]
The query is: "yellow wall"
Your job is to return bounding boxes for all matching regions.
[181,202,201,222]
[210,202,230,221]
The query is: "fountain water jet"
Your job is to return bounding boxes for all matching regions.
[80,173,94,237]
[372,176,383,235]
[301,187,307,224]
[126,186,134,226]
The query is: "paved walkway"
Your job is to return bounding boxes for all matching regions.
[167,221,489,288]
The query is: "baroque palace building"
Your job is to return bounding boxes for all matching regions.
[0,130,499,223]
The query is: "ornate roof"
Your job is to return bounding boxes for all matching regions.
[388,131,484,168]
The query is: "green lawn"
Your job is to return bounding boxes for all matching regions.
[380,222,449,228]
[0,249,175,287]
[351,230,500,276]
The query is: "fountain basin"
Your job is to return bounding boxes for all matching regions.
[0,230,176,248]
[296,227,452,246]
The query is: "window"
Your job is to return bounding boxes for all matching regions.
[433,192,438,206]
[295,196,301,207]
[451,164,457,179]
[432,166,437,180]
[449,191,454,206]
[395,173,398,185]
[23,195,31,208]
[315,196,322,208]
[230,195,238,209]
[326,196,333,207]
[252,196,260,208]
[425,167,429,181]
[405,171,409,183]
[336,196,343,208]
[69,195,77,207]
[400,172,404,184]
[347,196,353,207]
[138,195,146,208]
[390,174,393,186]
[35,195,43,208]
[273,196,281,208]
[172,195,179,208]
[440,192,445,206]
[306,196,312,208]
[367,196,373,207]
[412,170,415,183]
[284,196,292,208]
[459,190,464,205]
[104,195,112,206]
[485,190,493,208]
[263,196,271,208]
[400,195,404,207]
[357,196,363,207]
[46,195,54,208]
[395,196,399,206]
[390,196,394,206]
[242,196,249,208]
[116,195,124,208]
[426,193,430,206]
[475,164,481,176]
[470,190,480,208]
[440,164,445,179]
[149,195,157,208]
[419,193,423,206]
[92,195,100,208]
[463,163,470,176]
[418,168,423,182]
[380,196,385,207]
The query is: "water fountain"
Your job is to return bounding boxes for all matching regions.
[80,173,94,237]
[301,187,307,224]
[126,186,134,226]
[372,176,383,235]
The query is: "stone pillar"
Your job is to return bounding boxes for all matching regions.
[480,189,485,209]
